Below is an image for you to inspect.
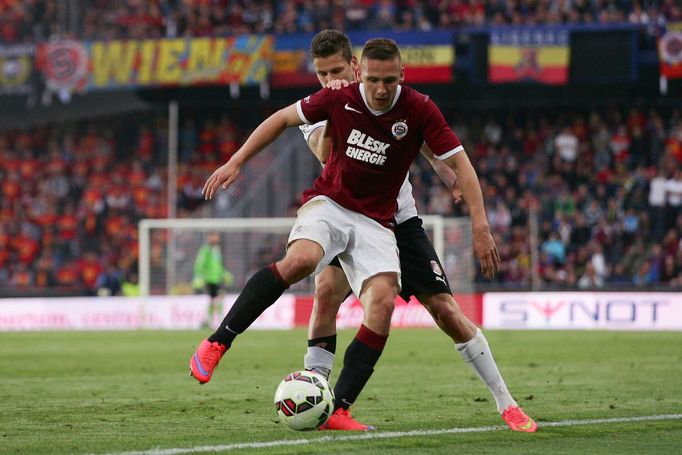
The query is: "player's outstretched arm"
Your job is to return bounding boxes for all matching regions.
[442,151,500,279]
[419,144,462,203]
[203,104,303,199]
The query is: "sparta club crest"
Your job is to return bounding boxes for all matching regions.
[391,120,408,140]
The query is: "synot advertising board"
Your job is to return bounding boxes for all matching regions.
[483,292,682,331]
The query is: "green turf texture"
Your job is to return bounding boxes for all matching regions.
[1,329,681,454]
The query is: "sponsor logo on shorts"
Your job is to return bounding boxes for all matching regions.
[431,260,447,284]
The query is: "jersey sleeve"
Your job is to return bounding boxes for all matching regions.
[298,120,327,145]
[420,98,464,160]
[296,88,334,125]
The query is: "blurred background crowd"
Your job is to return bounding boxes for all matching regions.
[1,0,681,295]
[2,103,681,293]
[2,0,681,43]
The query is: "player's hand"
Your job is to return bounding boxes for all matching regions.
[451,183,463,204]
[202,161,240,200]
[473,227,500,279]
[326,79,349,90]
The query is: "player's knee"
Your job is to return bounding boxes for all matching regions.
[314,279,342,306]
[279,253,318,281]
[372,293,396,321]
[421,293,461,320]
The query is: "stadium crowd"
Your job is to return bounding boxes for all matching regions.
[0,111,246,295]
[2,0,681,43]
[414,105,682,288]
[1,104,682,294]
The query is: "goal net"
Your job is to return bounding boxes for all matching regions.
[138,216,474,296]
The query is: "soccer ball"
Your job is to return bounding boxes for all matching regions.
[274,370,334,431]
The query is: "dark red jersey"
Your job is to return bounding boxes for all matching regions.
[297,83,462,226]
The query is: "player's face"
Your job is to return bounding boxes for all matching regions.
[359,57,404,111]
[312,52,356,87]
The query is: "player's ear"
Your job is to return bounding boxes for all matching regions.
[352,56,360,81]
[399,65,405,83]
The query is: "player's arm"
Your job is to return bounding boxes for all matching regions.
[307,122,332,164]
[419,144,462,203]
[441,151,500,278]
[203,104,303,199]
[306,79,349,164]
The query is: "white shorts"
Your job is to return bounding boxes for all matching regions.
[288,195,401,297]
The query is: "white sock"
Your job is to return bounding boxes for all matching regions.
[304,346,334,381]
[456,328,517,413]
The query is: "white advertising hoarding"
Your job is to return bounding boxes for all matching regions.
[336,295,437,329]
[0,295,295,331]
[483,292,682,330]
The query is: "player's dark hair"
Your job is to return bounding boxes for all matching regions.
[310,29,353,62]
[361,38,401,62]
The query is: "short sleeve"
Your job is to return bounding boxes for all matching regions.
[296,87,334,125]
[299,120,327,145]
[421,98,463,160]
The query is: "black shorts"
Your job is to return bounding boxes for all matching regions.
[206,283,220,298]
[328,216,451,300]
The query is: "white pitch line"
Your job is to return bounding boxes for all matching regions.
[91,413,682,455]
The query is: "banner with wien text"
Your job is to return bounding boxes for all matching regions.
[489,27,570,85]
[658,22,682,80]
[87,35,273,90]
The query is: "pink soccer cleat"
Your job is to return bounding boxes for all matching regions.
[501,406,538,432]
[189,339,227,384]
[319,408,375,431]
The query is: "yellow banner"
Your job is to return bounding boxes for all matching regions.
[88,36,273,89]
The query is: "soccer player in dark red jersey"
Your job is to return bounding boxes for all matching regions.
[191,37,536,433]
[297,30,536,432]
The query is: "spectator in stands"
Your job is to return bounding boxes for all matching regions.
[666,168,682,231]
[7,0,682,42]
[554,125,579,163]
[96,263,123,296]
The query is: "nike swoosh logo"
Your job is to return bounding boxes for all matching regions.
[519,420,534,430]
[344,103,362,113]
[192,353,210,376]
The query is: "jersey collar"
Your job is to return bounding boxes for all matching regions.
[359,84,402,116]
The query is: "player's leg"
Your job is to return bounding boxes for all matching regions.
[190,238,323,383]
[321,206,400,431]
[305,261,351,380]
[397,217,537,432]
[321,272,397,431]
[190,196,347,384]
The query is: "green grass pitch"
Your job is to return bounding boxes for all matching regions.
[1,329,681,454]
